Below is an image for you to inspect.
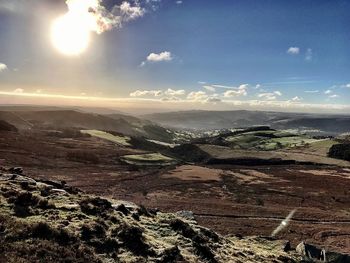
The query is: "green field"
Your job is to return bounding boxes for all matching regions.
[81,130,131,146]
[120,153,177,166]
[224,130,322,151]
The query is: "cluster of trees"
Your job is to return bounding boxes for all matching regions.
[328,144,350,161]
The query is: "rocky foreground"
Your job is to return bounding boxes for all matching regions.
[0,168,349,263]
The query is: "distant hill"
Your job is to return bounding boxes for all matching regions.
[0,109,176,143]
[143,110,350,134]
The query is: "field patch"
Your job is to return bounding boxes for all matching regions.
[81,130,131,146]
[224,129,323,151]
[162,165,223,181]
[120,153,177,166]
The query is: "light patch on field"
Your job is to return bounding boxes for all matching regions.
[162,165,223,181]
[146,139,179,148]
[299,169,350,179]
[120,153,177,166]
[81,130,131,146]
[227,169,289,185]
[198,144,350,167]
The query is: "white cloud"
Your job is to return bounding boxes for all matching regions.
[287,47,300,55]
[147,51,173,62]
[187,91,208,101]
[203,85,216,92]
[164,88,185,96]
[13,88,24,93]
[186,91,220,103]
[258,91,282,101]
[3,0,153,36]
[223,89,246,97]
[176,0,183,4]
[0,63,8,72]
[305,48,313,61]
[129,88,185,98]
[141,51,173,66]
[198,81,206,85]
[161,96,181,102]
[324,89,332,95]
[130,89,162,97]
[329,94,339,99]
[291,96,302,102]
[119,1,145,21]
[221,84,249,97]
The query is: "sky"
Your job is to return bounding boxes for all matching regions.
[0,0,349,114]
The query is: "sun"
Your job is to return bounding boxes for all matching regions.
[50,13,91,56]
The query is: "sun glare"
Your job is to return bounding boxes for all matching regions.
[51,13,91,56]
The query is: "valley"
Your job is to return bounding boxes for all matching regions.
[1,108,350,256]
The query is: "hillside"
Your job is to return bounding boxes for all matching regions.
[0,120,17,132]
[0,110,176,143]
[143,110,350,134]
[2,168,349,263]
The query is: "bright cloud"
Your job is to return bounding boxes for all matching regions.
[141,51,173,66]
[147,51,173,62]
[0,63,8,72]
[119,1,145,21]
[291,96,302,102]
[187,91,207,101]
[258,91,282,100]
[223,84,248,97]
[165,88,185,96]
[287,47,300,55]
[324,90,332,94]
[130,89,162,97]
[129,88,185,98]
[60,0,149,35]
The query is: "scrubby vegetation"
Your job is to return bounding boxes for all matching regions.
[66,150,100,164]
[0,168,321,262]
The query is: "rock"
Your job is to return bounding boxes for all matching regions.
[9,167,23,175]
[296,242,350,262]
[176,210,195,220]
[284,241,292,252]
[50,188,68,195]
[0,173,36,184]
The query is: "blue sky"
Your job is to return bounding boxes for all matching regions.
[0,0,349,113]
